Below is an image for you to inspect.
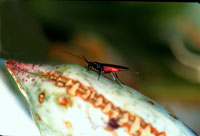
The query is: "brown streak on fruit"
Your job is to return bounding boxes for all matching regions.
[55,81,65,87]
[38,92,45,103]
[147,100,155,106]
[108,118,120,129]
[58,96,70,106]
[63,120,72,129]
[35,113,41,120]
[46,72,166,136]
[169,113,179,120]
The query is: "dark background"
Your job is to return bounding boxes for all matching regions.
[0,1,200,135]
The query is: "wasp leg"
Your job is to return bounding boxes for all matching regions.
[98,70,101,80]
[111,72,116,81]
[113,72,123,87]
[111,72,122,87]
[87,65,92,71]
[114,73,124,85]
[102,71,112,80]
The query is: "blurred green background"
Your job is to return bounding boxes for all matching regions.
[0,1,200,135]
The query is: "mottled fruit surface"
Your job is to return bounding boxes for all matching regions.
[6,61,196,136]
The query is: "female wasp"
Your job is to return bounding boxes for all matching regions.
[65,51,132,85]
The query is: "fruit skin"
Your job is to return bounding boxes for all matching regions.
[5,60,197,136]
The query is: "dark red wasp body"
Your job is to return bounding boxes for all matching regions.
[65,51,130,85]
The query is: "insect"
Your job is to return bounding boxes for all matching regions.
[64,51,132,86]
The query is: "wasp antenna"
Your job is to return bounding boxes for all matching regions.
[83,56,89,63]
[64,50,84,61]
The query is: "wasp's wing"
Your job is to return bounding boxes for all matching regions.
[100,63,129,69]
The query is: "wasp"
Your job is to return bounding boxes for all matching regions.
[65,51,134,86]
